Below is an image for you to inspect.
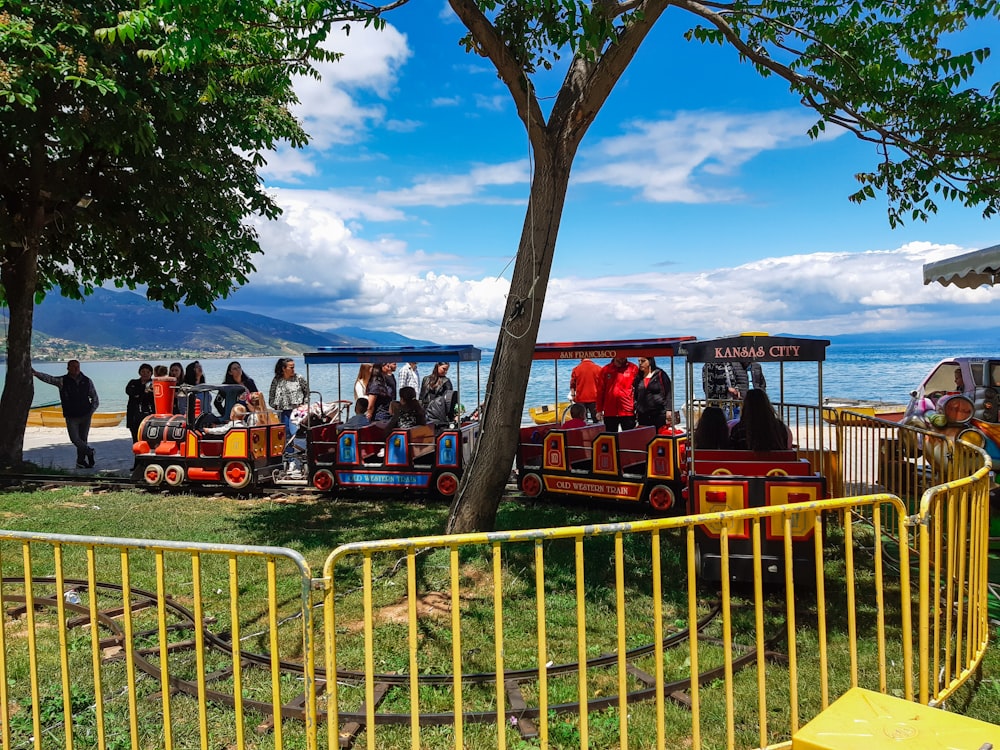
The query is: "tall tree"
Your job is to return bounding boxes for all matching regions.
[445,0,1000,533]
[0,0,382,464]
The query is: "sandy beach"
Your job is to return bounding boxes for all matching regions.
[22,424,136,475]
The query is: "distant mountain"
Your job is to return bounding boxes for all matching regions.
[331,327,435,347]
[21,288,427,360]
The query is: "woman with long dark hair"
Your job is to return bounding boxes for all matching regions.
[214,361,259,417]
[633,355,671,429]
[365,363,395,422]
[693,405,730,449]
[728,389,791,451]
[419,362,455,426]
[268,357,309,439]
[183,361,211,416]
[168,361,185,414]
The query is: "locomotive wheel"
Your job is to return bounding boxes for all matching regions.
[223,461,253,490]
[163,464,186,487]
[435,472,460,498]
[143,464,165,487]
[647,484,675,512]
[520,472,543,498]
[312,469,335,492]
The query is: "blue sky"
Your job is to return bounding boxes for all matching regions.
[219,4,1000,347]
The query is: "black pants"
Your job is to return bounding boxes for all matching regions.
[603,415,636,432]
[637,411,666,429]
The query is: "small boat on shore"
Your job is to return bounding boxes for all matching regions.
[529,402,571,425]
[27,407,127,428]
[822,398,906,424]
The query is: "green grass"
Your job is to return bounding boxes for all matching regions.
[0,485,997,749]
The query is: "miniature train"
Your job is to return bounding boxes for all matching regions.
[131,335,832,583]
[514,334,832,581]
[131,345,482,499]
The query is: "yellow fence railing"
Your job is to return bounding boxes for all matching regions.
[0,411,992,749]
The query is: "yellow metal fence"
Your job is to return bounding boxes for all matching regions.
[0,413,992,749]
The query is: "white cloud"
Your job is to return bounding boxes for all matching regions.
[386,119,422,133]
[262,24,412,180]
[230,180,1000,347]
[576,110,835,203]
[295,108,841,211]
[375,160,530,207]
[432,96,462,107]
[474,94,507,112]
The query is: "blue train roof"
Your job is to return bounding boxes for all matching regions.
[303,344,482,365]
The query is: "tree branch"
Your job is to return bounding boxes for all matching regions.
[448,0,549,152]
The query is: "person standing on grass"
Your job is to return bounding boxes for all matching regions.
[32,359,99,469]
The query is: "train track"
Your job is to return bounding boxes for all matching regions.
[6,576,785,746]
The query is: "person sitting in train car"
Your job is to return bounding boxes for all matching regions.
[633,356,671,429]
[561,403,587,429]
[728,390,793,451]
[204,404,249,435]
[383,400,402,429]
[365,363,395,422]
[342,398,371,429]
[693,406,730,449]
[954,367,966,393]
[596,356,639,432]
[396,386,426,429]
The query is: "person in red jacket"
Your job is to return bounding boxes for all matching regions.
[596,356,639,432]
[569,358,602,422]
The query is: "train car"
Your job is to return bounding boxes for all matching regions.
[132,383,287,490]
[682,333,831,583]
[515,336,696,514]
[301,345,483,499]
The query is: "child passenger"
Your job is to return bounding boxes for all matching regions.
[343,398,371,428]
[562,403,587,428]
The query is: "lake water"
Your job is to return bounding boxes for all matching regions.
[12,341,993,422]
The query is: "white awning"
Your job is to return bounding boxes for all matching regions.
[923,244,1000,288]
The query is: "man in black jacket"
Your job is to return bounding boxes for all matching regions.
[33,360,99,468]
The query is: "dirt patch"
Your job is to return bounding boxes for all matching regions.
[378,591,453,625]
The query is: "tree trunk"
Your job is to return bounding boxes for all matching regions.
[446,149,572,533]
[0,233,40,467]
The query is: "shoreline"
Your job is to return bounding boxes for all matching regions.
[22,425,135,476]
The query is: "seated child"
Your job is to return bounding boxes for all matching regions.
[230,404,248,424]
[205,403,248,434]
[561,403,587,429]
[343,398,371,428]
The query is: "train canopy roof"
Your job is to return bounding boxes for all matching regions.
[681,333,830,364]
[303,344,482,365]
[532,336,697,361]
[922,243,1000,288]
